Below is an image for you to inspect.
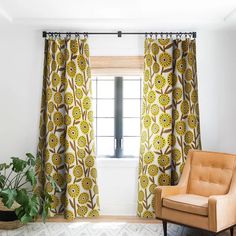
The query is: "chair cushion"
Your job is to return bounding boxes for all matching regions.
[163,194,208,216]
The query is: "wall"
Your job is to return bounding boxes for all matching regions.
[0,27,236,215]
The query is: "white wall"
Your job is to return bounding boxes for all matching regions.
[0,27,236,215]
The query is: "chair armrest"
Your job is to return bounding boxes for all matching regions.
[208,194,236,232]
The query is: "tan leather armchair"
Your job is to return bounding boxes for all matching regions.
[155,150,236,236]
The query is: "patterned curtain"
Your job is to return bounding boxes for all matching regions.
[137,37,201,218]
[36,37,99,220]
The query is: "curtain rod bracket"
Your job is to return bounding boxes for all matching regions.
[117,31,122,37]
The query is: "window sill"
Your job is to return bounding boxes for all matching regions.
[96,157,139,168]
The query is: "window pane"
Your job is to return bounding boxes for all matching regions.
[123,137,140,157]
[97,99,114,117]
[123,79,141,98]
[97,118,114,136]
[97,137,114,157]
[97,80,114,98]
[123,99,140,117]
[91,78,97,99]
[123,118,140,136]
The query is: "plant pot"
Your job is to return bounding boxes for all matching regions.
[0,199,23,229]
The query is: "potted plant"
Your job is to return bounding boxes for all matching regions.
[0,153,60,229]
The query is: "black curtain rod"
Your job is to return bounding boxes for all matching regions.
[42,31,197,38]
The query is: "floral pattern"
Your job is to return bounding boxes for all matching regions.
[36,38,99,220]
[138,38,201,218]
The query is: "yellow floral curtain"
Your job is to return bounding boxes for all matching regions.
[36,38,99,220]
[137,38,201,218]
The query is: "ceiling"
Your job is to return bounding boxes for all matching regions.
[0,0,236,31]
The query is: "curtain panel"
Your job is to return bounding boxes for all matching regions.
[36,38,99,220]
[137,38,201,218]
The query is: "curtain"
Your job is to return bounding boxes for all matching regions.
[36,37,99,220]
[137,37,201,218]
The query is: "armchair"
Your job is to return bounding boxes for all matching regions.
[155,150,236,235]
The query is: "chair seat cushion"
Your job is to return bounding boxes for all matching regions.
[163,194,208,216]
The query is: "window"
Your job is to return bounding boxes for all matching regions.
[92,76,142,158]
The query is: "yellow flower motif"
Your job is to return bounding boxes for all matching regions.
[45,182,53,192]
[53,172,64,187]
[173,109,179,120]
[144,70,150,82]
[70,40,78,54]
[84,43,90,57]
[88,111,94,122]
[78,149,86,158]
[82,177,92,190]
[64,114,72,125]
[85,155,94,168]
[155,75,166,90]
[191,90,198,103]
[180,100,190,115]
[51,60,57,71]
[77,206,88,217]
[185,68,193,81]
[185,131,194,143]
[68,183,80,198]
[151,43,159,55]
[159,113,172,128]
[78,136,86,147]
[172,170,179,183]
[82,97,91,110]
[176,121,186,136]
[52,72,61,87]
[66,173,72,183]
[158,38,170,46]
[48,121,54,131]
[188,52,194,66]
[146,54,153,67]
[167,134,175,146]
[138,190,144,201]
[45,163,53,175]
[54,92,62,104]
[51,41,58,53]
[182,40,189,52]
[73,165,83,179]
[72,107,81,120]
[188,114,197,128]
[138,203,143,214]
[177,58,187,74]
[147,91,156,104]
[173,87,182,101]
[151,104,159,116]
[65,210,74,221]
[88,209,99,217]
[140,175,149,188]
[80,120,90,134]
[153,62,160,73]
[151,123,160,134]
[75,88,83,99]
[77,54,86,71]
[64,49,70,61]
[174,48,180,59]
[64,92,74,105]
[158,155,170,167]
[65,153,75,165]
[47,53,52,67]
[173,148,181,163]
[52,154,62,166]
[158,173,171,185]
[153,135,166,150]
[148,165,158,177]
[93,184,99,194]
[46,88,52,101]
[45,149,50,162]
[149,183,157,194]
[51,195,59,209]
[144,151,154,164]
[56,52,64,66]
[159,94,170,106]
[159,52,172,68]
[167,72,177,86]
[91,168,97,178]
[143,84,148,94]
[68,126,79,140]
[78,192,89,204]
[143,115,151,128]
[66,61,76,77]
[60,134,66,145]
[75,73,84,86]
[48,101,54,113]
[184,145,192,155]
[53,112,63,126]
[49,133,58,148]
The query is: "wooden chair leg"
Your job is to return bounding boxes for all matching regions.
[230,227,234,236]
[162,221,167,236]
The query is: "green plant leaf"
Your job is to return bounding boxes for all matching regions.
[20,214,32,224]
[0,175,6,189]
[11,157,27,172]
[26,153,36,166]
[26,170,36,186]
[0,189,17,208]
[28,194,40,217]
[0,163,11,171]
[46,175,61,192]
[15,189,29,206]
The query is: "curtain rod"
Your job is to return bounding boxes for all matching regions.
[42,31,197,38]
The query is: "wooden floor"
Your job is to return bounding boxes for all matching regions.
[41,215,235,235]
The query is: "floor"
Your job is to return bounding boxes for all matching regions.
[0,216,233,236]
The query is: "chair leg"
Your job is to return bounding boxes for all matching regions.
[162,221,167,236]
[230,227,234,236]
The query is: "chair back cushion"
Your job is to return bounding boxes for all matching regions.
[187,150,236,197]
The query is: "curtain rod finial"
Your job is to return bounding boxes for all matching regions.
[193,32,197,38]
[42,31,47,38]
